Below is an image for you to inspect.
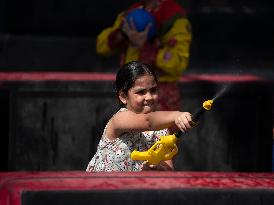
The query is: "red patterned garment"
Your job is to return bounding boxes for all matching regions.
[157,82,182,111]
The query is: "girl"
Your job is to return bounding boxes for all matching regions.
[86,61,193,172]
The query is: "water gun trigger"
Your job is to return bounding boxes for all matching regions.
[163,143,178,160]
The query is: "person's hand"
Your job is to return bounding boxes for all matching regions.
[141,160,174,171]
[122,18,151,48]
[141,161,157,171]
[175,112,193,133]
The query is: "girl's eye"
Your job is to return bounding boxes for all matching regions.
[137,90,146,95]
[150,87,158,94]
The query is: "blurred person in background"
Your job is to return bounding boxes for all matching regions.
[96,0,192,111]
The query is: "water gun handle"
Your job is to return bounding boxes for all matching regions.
[192,107,206,123]
[176,104,208,138]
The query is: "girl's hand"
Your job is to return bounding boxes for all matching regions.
[122,18,151,48]
[141,160,174,171]
[141,161,157,171]
[175,112,193,133]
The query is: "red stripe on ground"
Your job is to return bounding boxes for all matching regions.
[0,72,116,81]
[1,171,274,205]
[0,72,265,82]
[182,74,264,82]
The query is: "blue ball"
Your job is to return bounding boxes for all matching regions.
[125,8,157,40]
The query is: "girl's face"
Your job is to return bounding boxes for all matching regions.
[119,74,158,114]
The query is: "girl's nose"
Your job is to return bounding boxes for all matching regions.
[145,92,153,100]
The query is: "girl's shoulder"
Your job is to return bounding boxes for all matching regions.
[104,107,131,134]
[113,107,136,118]
[113,107,129,118]
[117,107,127,113]
[103,108,127,131]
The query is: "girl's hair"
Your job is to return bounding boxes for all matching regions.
[115,61,158,107]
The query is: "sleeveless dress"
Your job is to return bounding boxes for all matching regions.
[86,108,169,172]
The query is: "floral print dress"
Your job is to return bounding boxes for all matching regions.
[86,108,169,172]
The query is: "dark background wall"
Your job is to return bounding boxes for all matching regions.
[0,78,272,172]
[0,0,273,72]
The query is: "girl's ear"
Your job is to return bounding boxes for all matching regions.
[118,91,127,105]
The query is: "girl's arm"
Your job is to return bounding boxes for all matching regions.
[107,110,192,139]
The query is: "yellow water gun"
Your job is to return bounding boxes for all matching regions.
[130,99,214,165]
